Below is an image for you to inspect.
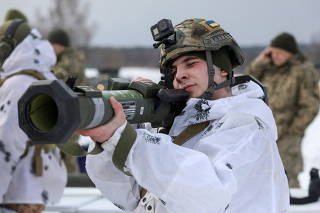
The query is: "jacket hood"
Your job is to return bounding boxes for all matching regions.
[0,28,56,80]
[172,80,277,140]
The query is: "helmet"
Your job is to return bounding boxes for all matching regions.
[4,9,28,22]
[159,18,244,98]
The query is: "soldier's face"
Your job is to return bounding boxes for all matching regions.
[50,43,65,55]
[170,55,209,98]
[270,47,294,66]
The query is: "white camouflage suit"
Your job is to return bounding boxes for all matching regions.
[86,81,290,213]
[0,29,67,212]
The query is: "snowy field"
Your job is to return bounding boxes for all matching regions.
[299,107,320,190]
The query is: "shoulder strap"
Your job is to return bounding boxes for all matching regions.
[173,121,210,146]
[0,70,46,86]
[20,141,56,176]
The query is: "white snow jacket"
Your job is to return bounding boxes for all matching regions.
[0,29,67,205]
[86,80,290,213]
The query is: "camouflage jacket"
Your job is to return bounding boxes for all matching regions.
[51,47,87,86]
[246,55,320,139]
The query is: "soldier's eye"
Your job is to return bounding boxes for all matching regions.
[186,61,197,67]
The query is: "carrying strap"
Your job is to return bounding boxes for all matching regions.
[173,121,210,146]
[140,120,210,198]
[20,142,56,176]
[112,123,138,176]
[57,142,104,157]
[0,69,46,86]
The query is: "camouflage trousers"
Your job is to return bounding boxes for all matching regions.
[277,134,303,188]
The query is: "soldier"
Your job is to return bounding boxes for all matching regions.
[48,28,87,86]
[48,29,87,174]
[78,19,289,212]
[0,18,67,212]
[246,32,320,187]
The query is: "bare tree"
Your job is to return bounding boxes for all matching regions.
[309,32,320,70]
[33,0,97,47]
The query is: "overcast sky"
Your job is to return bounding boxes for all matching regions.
[1,0,320,47]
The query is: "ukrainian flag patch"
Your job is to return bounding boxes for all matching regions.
[206,20,220,28]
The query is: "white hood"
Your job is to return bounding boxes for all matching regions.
[1,28,56,80]
[0,28,66,205]
[171,80,278,140]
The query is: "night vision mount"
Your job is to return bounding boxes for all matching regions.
[151,19,176,49]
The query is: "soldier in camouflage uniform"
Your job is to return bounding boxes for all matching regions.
[48,29,87,174]
[246,32,320,187]
[48,28,87,86]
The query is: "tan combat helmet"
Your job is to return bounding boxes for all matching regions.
[158,18,244,99]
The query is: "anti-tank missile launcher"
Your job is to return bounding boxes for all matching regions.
[18,78,188,145]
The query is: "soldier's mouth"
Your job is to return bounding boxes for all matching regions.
[182,83,195,91]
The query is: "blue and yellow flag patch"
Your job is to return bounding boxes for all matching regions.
[199,19,222,32]
[206,20,220,28]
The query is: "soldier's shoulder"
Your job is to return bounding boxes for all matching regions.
[62,48,85,60]
[63,47,79,55]
[292,58,316,74]
[292,59,320,84]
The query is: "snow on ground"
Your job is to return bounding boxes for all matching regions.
[299,107,320,190]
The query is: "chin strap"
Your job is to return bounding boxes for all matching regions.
[199,50,233,99]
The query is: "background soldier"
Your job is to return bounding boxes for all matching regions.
[48,28,87,86]
[48,29,87,174]
[0,12,67,212]
[246,32,320,187]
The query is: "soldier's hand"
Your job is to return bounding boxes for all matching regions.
[76,97,126,143]
[255,48,272,65]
